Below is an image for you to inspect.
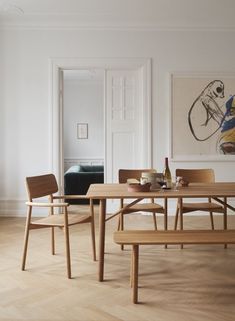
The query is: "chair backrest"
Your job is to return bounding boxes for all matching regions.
[26,174,58,200]
[175,169,215,183]
[118,169,156,183]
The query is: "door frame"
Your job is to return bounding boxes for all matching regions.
[49,57,152,191]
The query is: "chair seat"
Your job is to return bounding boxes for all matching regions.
[181,202,224,213]
[123,202,164,214]
[32,214,91,227]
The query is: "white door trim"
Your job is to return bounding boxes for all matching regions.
[49,57,152,191]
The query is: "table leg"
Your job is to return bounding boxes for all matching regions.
[164,198,168,249]
[179,198,183,249]
[224,197,227,249]
[99,199,106,281]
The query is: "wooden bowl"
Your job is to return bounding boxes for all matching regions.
[127,183,151,192]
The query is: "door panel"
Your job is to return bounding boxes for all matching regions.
[112,132,135,182]
[106,69,143,184]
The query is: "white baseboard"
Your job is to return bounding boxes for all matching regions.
[0,199,25,217]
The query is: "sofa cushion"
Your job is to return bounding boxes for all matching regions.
[65,165,104,174]
[80,165,104,172]
[65,165,82,173]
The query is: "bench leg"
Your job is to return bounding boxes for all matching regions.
[132,244,139,304]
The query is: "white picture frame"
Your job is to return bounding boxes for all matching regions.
[77,123,88,139]
[170,72,235,161]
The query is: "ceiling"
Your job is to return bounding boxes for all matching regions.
[1,0,235,29]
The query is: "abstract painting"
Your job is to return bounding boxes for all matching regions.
[171,73,235,161]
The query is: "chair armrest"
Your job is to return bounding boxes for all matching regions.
[53,195,90,200]
[25,201,69,207]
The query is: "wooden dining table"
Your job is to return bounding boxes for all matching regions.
[87,182,235,281]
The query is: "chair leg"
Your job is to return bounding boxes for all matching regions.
[174,207,179,230]
[208,198,214,231]
[64,209,71,279]
[120,213,124,251]
[118,199,124,231]
[209,212,214,230]
[152,213,157,230]
[117,216,121,231]
[51,227,55,255]
[90,199,96,261]
[21,207,32,271]
[49,196,55,255]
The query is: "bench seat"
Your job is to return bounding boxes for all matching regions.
[113,229,235,303]
[114,229,235,245]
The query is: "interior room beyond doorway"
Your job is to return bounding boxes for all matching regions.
[63,69,104,171]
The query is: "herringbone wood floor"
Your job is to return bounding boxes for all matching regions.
[0,208,235,321]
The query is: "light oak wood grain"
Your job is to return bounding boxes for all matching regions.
[0,212,235,320]
[114,229,235,303]
[87,182,235,282]
[22,174,96,279]
[174,169,225,231]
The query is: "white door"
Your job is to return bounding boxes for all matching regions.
[106,69,148,184]
[50,57,151,196]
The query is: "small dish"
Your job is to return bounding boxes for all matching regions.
[127,183,151,192]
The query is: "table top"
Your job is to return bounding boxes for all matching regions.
[87,182,235,199]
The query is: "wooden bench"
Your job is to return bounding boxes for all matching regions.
[113,230,235,303]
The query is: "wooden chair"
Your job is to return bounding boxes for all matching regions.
[21,173,96,279]
[174,169,227,236]
[118,169,167,247]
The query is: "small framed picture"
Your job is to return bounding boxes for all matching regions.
[77,123,88,139]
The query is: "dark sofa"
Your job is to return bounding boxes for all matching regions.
[64,165,104,204]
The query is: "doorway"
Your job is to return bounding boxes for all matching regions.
[63,69,104,172]
[62,69,105,202]
[50,57,152,194]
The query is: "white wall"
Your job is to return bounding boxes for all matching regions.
[1,27,235,215]
[63,76,104,171]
